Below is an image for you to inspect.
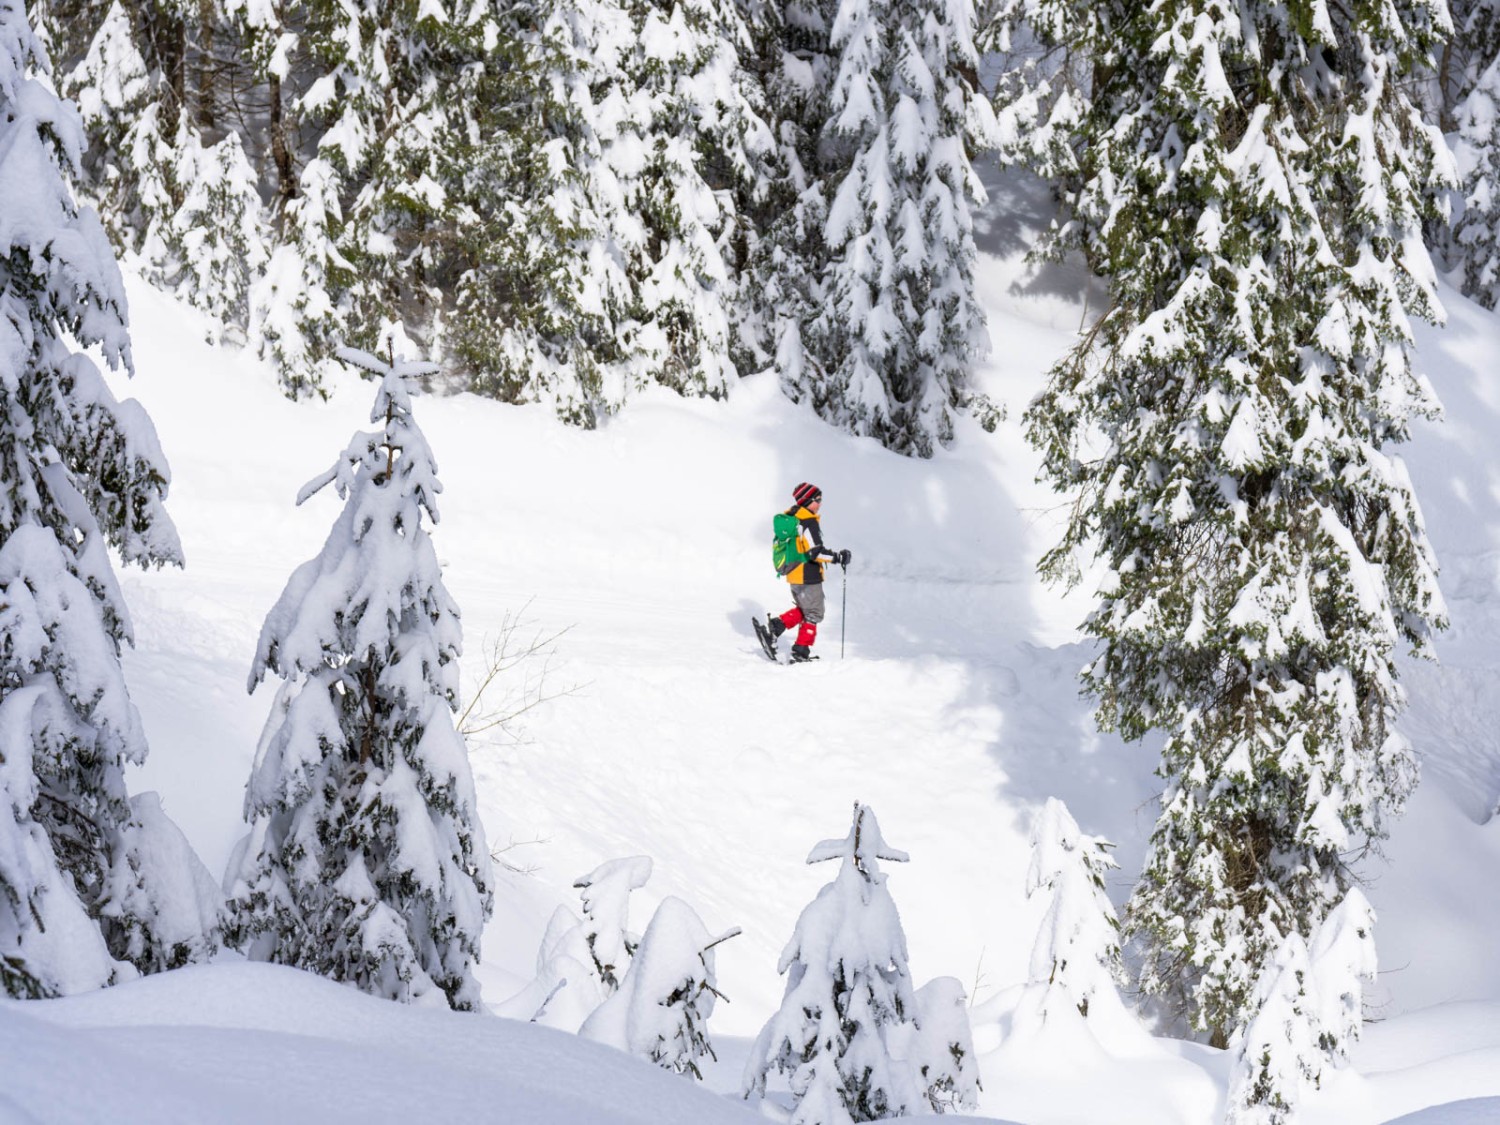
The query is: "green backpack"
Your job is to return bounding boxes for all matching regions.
[772,512,804,576]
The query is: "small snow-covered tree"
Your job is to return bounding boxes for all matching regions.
[495,903,603,1029]
[1225,930,1320,1125]
[494,854,653,1028]
[745,802,969,1122]
[1224,890,1375,1125]
[575,854,653,991]
[250,156,350,398]
[581,896,740,1079]
[0,0,197,995]
[98,793,223,973]
[223,341,494,1010]
[1305,888,1378,1069]
[1024,796,1121,1020]
[912,976,981,1113]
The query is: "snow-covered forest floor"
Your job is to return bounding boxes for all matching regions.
[5,169,1500,1124]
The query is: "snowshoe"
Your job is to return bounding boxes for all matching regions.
[752,616,780,662]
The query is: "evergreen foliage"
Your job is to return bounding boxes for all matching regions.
[446,0,631,423]
[1,0,199,995]
[1006,0,1452,1048]
[223,341,494,1010]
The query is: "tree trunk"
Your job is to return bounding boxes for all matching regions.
[196,0,216,131]
[270,72,296,209]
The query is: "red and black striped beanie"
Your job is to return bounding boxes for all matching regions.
[793,482,822,507]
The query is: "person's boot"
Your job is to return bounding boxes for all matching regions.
[767,613,787,639]
[790,644,818,662]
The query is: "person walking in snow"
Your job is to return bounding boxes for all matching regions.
[765,482,851,662]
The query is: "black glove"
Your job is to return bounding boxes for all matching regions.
[836,549,852,567]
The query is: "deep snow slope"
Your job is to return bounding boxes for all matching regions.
[41,168,1499,1123]
[0,963,769,1125]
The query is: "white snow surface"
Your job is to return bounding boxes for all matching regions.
[5,168,1500,1123]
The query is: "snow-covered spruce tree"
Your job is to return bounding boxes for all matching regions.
[744,802,973,1121]
[250,154,351,397]
[807,0,994,456]
[222,343,493,1010]
[330,2,496,359]
[1223,929,1319,1125]
[98,794,224,973]
[1224,889,1376,1125]
[227,0,468,394]
[58,0,269,341]
[1024,797,1121,1021]
[0,0,211,994]
[1014,0,1451,1048]
[580,896,740,1079]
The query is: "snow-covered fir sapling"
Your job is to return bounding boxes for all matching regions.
[223,340,494,1010]
[1224,929,1319,1125]
[575,855,653,991]
[0,0,214,997]
[1023,797,1122,1021]
[581,896,741,1079]
[495,854,654,1029]
[744,802,978,1121]
[912,975,982,1113]
[98,794,224,973]
[1008,0,1452,1048]
[1224,889,1376,1125]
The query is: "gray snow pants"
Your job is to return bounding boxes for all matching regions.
[790,582,826,624]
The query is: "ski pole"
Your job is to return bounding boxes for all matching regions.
[841,564,847,659]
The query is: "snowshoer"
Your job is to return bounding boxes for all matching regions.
[763,482,851,662]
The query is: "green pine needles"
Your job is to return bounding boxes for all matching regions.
[1006,0,1453,1050]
